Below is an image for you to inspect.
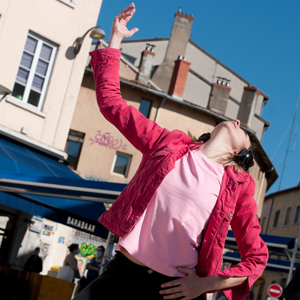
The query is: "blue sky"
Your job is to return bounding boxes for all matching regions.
[96,0,300,194]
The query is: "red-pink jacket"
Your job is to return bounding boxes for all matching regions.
[90,48,268,300]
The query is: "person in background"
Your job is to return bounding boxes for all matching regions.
[78,246,108,293]
[63,244,81,280]
[24,247,43,273]
[86,246,108,281]
[283,265,299,300]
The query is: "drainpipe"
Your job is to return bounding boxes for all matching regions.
[287,238,298,285]
[154,97,166,123]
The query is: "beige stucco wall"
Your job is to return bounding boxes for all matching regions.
[249,163,268,218]
[265,188,300,238]
[70,74,163,183]
[71,70,269,216]
[0,0,102,151]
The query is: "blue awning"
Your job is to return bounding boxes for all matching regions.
[223,252,299,273]
[0,136,126,239]
[225,230,296,253]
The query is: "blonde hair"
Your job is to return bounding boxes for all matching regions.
[187,131,245,173]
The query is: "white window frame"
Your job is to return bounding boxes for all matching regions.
[111,152,132,178]
[293,205,300,224]
[283,206,293,226]
[12,33,57,111]
[272,209,281,229]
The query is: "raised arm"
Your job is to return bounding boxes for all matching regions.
[90,3,168,154]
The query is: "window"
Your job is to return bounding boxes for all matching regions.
[11,33,57,110]
[112,152,132,177]
[139,99,152,118]
[65,130,85,170]
[272,210,280,228]
[284,206,292,226]
[294,205,300,224]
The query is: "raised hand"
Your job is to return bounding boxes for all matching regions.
[108,3,139,49]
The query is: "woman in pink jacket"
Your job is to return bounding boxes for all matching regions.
[75,3,268,300]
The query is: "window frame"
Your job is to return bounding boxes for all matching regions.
[293,205,300,224]
[272,209,281,229]
[111,152,132,178]
[65,130,85,170]
[139,99,152,119]
[283,205,293,227]
[12,32,57,110]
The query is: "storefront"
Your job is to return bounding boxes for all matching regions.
[0,135,126,265]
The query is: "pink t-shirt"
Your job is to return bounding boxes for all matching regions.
[116,149,224,277]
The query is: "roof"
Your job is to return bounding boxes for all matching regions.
[119,76,160,91]
[265,185,300,199]
[112,74,278,189]
[119,38,270,100]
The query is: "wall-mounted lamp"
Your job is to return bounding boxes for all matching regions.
[74,26,106,56]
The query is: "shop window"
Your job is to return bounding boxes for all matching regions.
[112,152,132,177]
[272,209,280,228]
[293,205,300,224]
[139,99,152,118]
[284,206,292,226]
[65,130,85,170]
[11,33,57,110]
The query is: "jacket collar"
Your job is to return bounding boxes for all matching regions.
[225,166,250,183]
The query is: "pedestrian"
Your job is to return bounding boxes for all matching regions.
[78,246,108,293]
[58,244,81,282]
[283,265,299,300]
[74,3,268,300]
[24,247,43,273]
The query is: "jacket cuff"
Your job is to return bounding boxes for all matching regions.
[218,269,251,300]
[89,48,121,63]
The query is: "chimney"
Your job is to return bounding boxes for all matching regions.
[208,78,231,114]
[237,85,261,127]
[137,44,156,85]
[152,9,194,92]
[168,56,191,99]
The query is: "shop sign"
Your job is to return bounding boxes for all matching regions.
[58,237,65,244]
[29,216,43,234]
[67,217,95,233]
[44,225,53,231]
[79,242,99,257]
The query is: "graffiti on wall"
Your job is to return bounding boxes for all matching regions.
[85,176,106,182]
[90,130,127,150]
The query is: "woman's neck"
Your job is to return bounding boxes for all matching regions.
[198,139,231,164]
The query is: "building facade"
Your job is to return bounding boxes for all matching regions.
[68,10,277,219]
[252,185,300,300]
[0,0,103,268]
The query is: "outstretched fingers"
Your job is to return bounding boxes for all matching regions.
[118,3,135,18]
[128,27,139,37]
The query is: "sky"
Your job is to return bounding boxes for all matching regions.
[96,0,300,195]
